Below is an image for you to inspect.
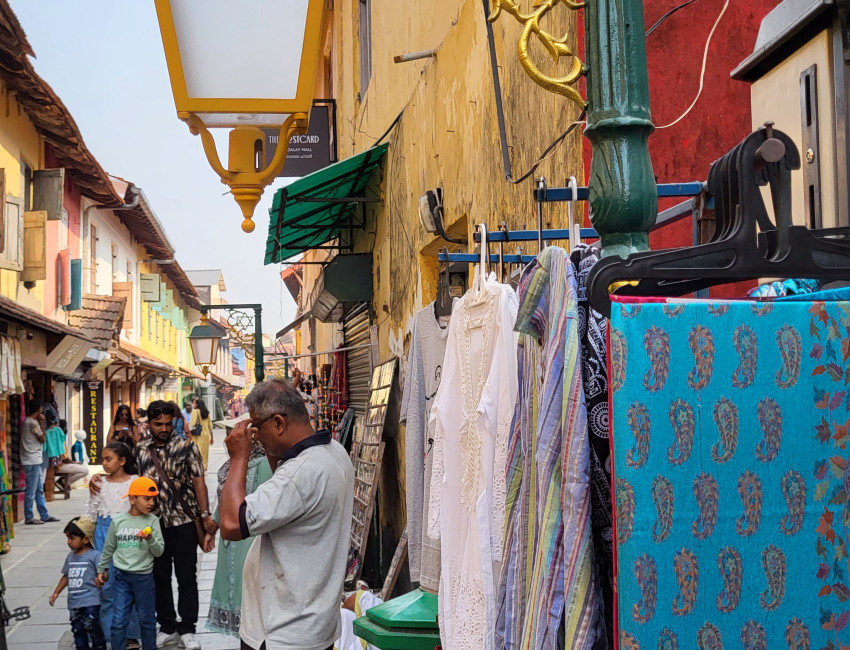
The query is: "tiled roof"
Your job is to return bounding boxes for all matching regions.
[185,269,226,292]
[66,294,126,351]
[0,2,122,206]
[0,294,95,344]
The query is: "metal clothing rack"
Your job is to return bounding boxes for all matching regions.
[438,180,709,264]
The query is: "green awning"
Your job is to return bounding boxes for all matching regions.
[264,143,388,264]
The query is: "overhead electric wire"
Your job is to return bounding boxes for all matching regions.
[645,0,698,37]
[507,109,588,184]
[655,0,730,129]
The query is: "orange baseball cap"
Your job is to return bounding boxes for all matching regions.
[124,476,159,498]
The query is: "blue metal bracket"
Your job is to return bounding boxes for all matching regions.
[533,182,706,203]
[438,252,537,264]
[474,228,599,242]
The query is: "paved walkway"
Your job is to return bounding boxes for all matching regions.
[2,435,239,650]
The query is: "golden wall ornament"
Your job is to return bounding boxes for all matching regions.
[488,0,587,108]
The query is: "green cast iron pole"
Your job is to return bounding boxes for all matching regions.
[252,305,265,384]
[585,0,657,257]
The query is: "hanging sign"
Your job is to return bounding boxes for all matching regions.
[84,380,104,464]
[263,104,333,178]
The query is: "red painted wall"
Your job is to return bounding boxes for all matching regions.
[645,0,780,296]
[580,0,780,296]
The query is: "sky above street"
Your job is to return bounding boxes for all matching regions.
[10,1,298,336]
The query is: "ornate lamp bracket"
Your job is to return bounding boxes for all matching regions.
[488,0,587,110]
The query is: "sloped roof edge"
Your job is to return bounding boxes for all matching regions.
[0,1,122,206]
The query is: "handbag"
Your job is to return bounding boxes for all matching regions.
[191,423,202,437]
[150,449,205,547]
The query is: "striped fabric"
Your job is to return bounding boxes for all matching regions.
[496,247,604,650]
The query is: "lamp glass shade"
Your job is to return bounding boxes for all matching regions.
[155,0,325,127]
[189,325,222,368]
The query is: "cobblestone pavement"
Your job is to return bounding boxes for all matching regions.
[3,433,239,650]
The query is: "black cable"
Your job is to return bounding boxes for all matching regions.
[373,110,403,146]
[645,0,698,37]
[507,108,587,184]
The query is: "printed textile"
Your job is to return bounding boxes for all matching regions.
[570,243,614,646]
[497,246,603,650]
[611,297,850,649]
[428,270,518,650]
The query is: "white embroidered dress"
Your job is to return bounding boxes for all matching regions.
[427,272,518,650]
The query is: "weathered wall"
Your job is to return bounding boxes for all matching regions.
[329,0,585,538]
[643,0,781,257]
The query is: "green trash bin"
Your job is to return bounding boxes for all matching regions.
[352,589,441,650]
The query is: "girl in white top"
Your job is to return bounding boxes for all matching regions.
[85,441,140,641]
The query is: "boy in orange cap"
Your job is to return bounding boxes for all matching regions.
[96,477,164,650]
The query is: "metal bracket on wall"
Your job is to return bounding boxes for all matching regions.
[800,65,822,229]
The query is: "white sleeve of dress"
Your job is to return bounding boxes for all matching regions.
[490,288,519,558]
[427,323,455,541]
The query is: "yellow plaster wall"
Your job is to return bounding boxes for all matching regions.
[0,90,43,301]
[323,0,584,536]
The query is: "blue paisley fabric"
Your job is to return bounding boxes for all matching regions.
[611,297,850,649]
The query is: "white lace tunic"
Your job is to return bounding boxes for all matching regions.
[427,273,518,650]
[86,474,138,520]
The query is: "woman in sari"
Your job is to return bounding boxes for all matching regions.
[204,435,274,636]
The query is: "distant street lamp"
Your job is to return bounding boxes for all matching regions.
[188,315,223,378]
[154,0,326,233]
[189,305,265,384]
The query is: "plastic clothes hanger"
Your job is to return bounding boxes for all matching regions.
[434,247,453,319]
[587,125,850,316]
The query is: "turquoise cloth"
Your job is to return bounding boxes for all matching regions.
[611,298,850,648]
[45,426,65,458]
[206,453,274,637]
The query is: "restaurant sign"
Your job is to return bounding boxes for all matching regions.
[84,380,104,464]
[263,104,333,178]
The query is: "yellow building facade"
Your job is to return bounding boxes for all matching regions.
[291,0,585,538]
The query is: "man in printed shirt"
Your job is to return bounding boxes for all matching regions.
[91,400,217,649]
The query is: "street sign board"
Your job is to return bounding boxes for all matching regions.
[263,104,333,178]
[85,380,104,464]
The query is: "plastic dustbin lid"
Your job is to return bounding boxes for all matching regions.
[365,589,440,630]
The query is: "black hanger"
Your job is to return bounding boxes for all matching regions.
[587,124,850,316]
[434,247,453,319]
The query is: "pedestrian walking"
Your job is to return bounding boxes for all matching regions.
[86,442,141,645]
[188,398,213,471]
[170,401,189,440]
[93,400,216,649]
[49,516,106,650]
[96,476,165,650]
[22,398,59,525]
[135,408,149,441]
[219,379,354,650]
[108,405,139,448]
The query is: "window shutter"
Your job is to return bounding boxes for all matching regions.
[57,248,70,305]
[112,281,134,334]
[22,210,47,282]
[32,169,65,220]
[66,259,82,311]
[140,273,161,302]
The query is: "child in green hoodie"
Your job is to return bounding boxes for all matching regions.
[96,476,164,650]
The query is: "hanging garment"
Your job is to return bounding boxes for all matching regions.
[497,247,604,650]
[428,272,518,650]
[611,296,850,648]
[400,303,450,593]
[570,244,614,646]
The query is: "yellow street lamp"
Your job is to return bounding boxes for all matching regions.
[154,0,326,233]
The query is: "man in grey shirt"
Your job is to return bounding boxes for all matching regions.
[22,398,58,524]
[219,379,354,650]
